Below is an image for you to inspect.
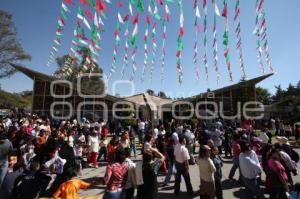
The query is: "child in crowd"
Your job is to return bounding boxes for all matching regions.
[53,168,91,199]
[211,147,223,199]
[98,136,108,162]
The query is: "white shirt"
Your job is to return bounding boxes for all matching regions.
[172,132,179,145]
[138,122,145,130]
[259,132,269,144]
[153,128,159,139]
[143,142,152,155]
[280,151,297,171]
[210,129,223,147]
[124,158,137,189]
[88,136,99,152]
[174,144,190,163]
[239,150,262,179]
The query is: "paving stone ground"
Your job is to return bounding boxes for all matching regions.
[73,148,300,199]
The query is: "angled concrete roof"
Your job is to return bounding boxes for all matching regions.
[10,63,273,105]
[124,93,173,106]
[9,63,120,102]
[181,73,274,101]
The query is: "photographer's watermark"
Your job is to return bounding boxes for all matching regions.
[50,75,264,122]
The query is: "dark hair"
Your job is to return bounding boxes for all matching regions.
[269,148,280,157]
[64,167,78,180]
[199,146,209,159]
[124,147,131,158]
[232,133,240,141]
[144,134,152,142]
[143,153,153,164]
[274,143,282,150]
[179,136,185,144]
[110,135,118,145]
[240,140,250,153]
[115,148,126,164]
[29,161,40,172]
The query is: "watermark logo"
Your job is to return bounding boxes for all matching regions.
[49,76,265,122]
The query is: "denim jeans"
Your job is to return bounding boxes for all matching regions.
[215,178,223,199]
[174,162,193,195]
[130,140,136,156]
[0,160,8,187]
[99,147,107,161]
[164,160,174,184]
[228,158,240,180]
[139,130,145,144]
[103,189,125,199]
[242,177,265,199]
[269,186,288,199]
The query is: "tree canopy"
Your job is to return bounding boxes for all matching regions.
[256,87,272,105]
[54,48,105,95]
[0,10,31,78]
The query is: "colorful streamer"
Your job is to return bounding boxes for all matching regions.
[193,0,200,81]
[203,0,208,82]
[261,11,274,72]
[130,13,139,81]
[259,2,273,72]
[108,12,123,80]
[176,0,184,84]
[120,19,130,79]
[222,0,233,81]
[160,4,170,83]
[47,2,71,66]
[234,0,246,79]
[141,16,150,82]
[254,0,265,74]
[150,22,157,81]
[212,0,221,82]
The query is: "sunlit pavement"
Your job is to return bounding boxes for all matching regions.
[61,148,300,199]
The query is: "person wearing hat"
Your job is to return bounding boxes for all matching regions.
[276,136,300,163]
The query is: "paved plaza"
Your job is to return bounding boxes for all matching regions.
[70,148,300,199]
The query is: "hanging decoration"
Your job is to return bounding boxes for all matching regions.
[70,19,82,61]
[130,13,139,81]
[222,0,233,81]
[234,0,246,79]
[47,2,71,66]
[258,0,273,73]
[193,0,201,81]
[108,12,124,80]
[261,11,273,72]
[160,4,170,83]
[47,1,275,84]
[212,0,221,82]
[64,0,73,5]
[120,18,130,79]
[141,16,151,82]
[176,0,184,84]
[150,22,157,81]
[254,0,265,74]
[203,0,208,82]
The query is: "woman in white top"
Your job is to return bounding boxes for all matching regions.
[196,145,216,199]
[88,130,100,168]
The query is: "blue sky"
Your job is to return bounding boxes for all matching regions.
[0,0,299,98]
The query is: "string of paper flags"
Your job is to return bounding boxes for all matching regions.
[47,0,274,84]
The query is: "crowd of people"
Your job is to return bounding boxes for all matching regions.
[0,112,300,199]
